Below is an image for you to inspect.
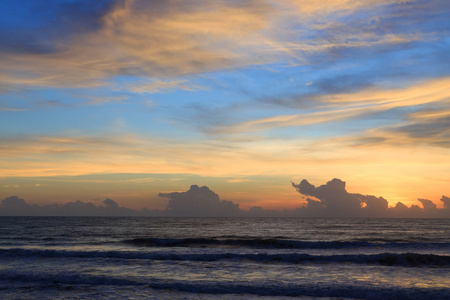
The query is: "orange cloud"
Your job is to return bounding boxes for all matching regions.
[283,0,416,16]
[1,0,428,92]
[0,0,273,90]
[212,77,450,134]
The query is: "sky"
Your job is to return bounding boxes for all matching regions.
[0,0,449,215]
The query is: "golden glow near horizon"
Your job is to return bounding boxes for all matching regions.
[1,0,449,213]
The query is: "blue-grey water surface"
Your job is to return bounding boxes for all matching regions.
[0,217,449,299]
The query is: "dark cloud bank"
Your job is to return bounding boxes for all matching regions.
[1,179,449,217]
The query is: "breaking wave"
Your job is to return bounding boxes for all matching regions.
[0,269,448,300]
[122,237,450,250]
[1,247,449,267]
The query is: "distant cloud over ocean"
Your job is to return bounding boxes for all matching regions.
[292,179,450,218]
[159,185,240,217]
[1,180,448,217]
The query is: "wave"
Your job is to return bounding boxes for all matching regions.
[0,269,448,300]
[122,237,450,250]
[1,248,449,267]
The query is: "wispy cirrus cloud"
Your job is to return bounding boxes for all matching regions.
[208,77,450,134]
[0,133,254,177]
[82,95,129,105]
[282,0,416,16]
[2,0,447,93]
[0,0,273,91]
[128,79,204,94]
[344,108,450,148]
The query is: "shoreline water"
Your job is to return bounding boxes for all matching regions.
[1,217,449,299]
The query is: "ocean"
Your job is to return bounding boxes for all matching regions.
[0,217,449,299]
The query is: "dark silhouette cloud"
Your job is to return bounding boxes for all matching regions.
[159,185,240,217]
[103,198,119,208]
[2,196,27,207]
[292,178,449,218]
[441,196,450,209]
[292,178,388,217]
[1,181,449,217]
[0,185,241,217]
[0,196,140,216]
[1,196,43,216]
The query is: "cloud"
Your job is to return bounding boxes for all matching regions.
[1,196,49,216]
[3,131,326,178]
[0,0,115,55]
[227,179,250,183]
[82,95,129,105]
[384,109,450,148]
[2,196,27,207]
[0,133,249,177]
[292,178,449,218]
[340,105,450,149]
[1,181,449,217]
[417,198,438,217]
[0,195,139,216]
[292,178,387,217]
[210,105,370,134]
[103,198,119,208]
[35,100,74,108]
[0,0,273,90]
[441,196,450,209]
[128,79,203,94]
[262,0,446,69]
[210,76,450,135]
[1,185,243,217]
[280,0,446,50]
[0,0,117,89]
[283,0,415,17]
[159,185,240,217]
[2,0,447,94]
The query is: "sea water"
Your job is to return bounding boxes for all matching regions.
[0,217,449,299]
